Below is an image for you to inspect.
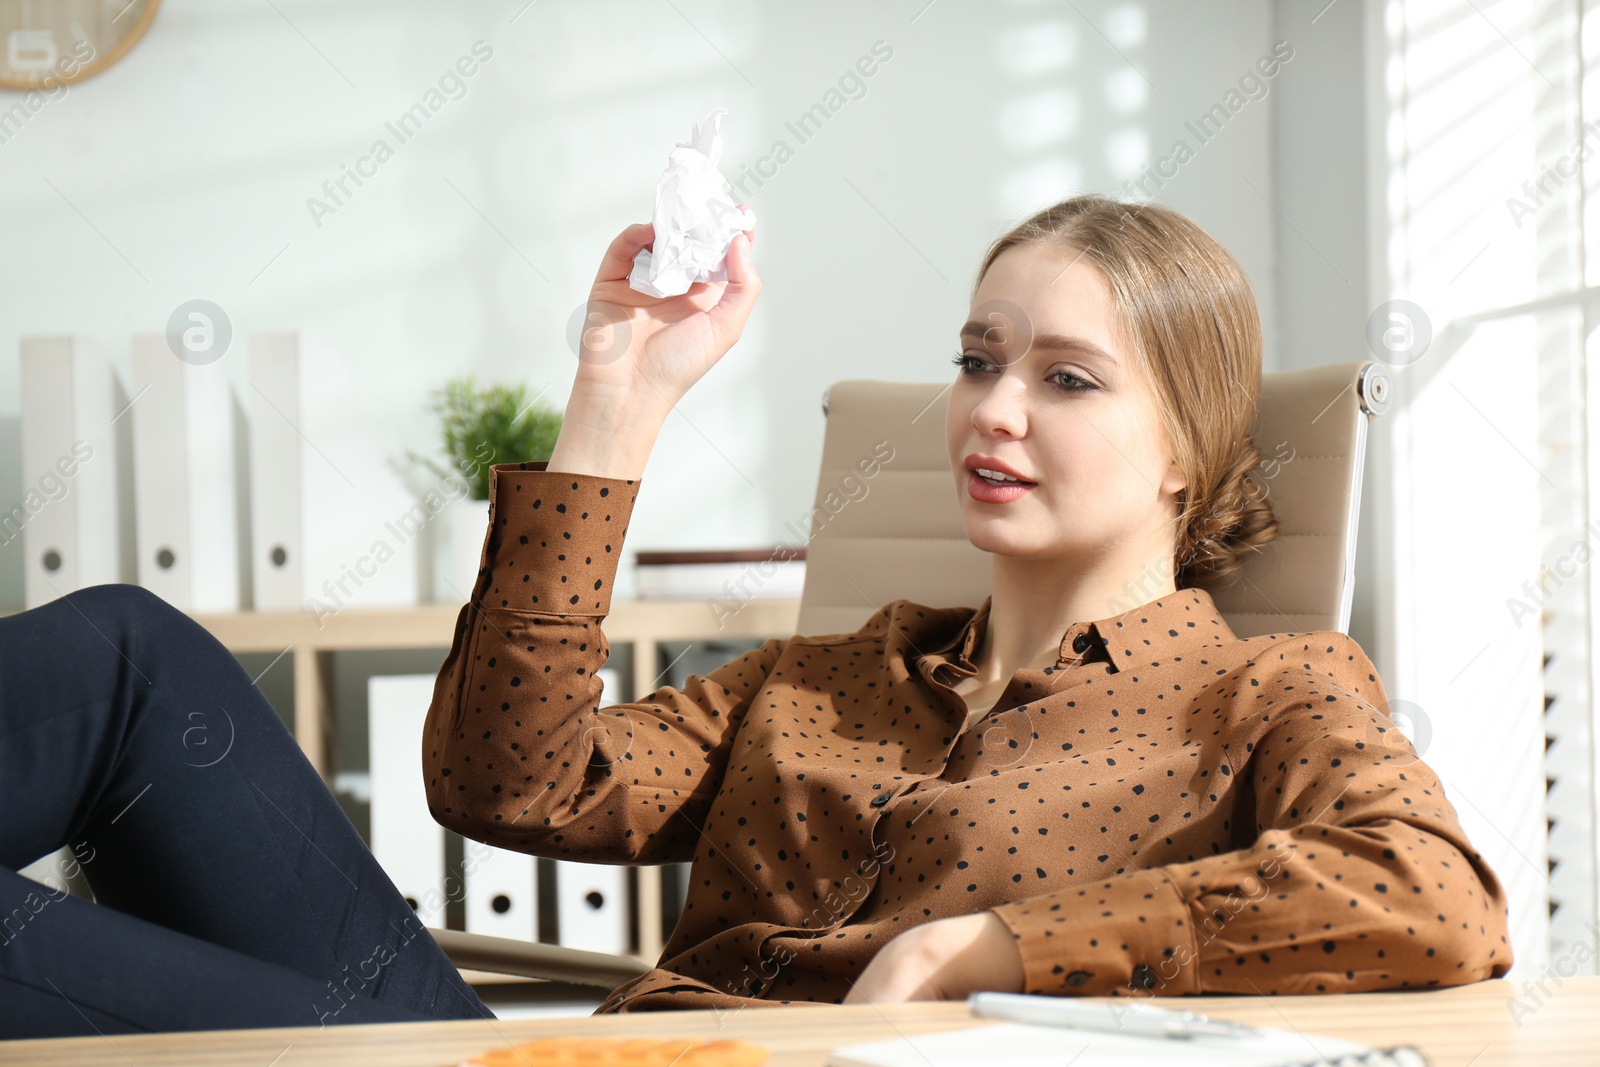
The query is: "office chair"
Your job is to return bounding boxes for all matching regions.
[433,359,1393,989]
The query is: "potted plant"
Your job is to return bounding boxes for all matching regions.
[403,376,562,603]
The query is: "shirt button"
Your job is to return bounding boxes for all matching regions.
[1072,633,1092,654]
[1130,963,1157,990]
[870,791,891,807]
[1065,970,1092,987]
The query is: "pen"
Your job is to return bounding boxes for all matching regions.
[967,991,1263,1040]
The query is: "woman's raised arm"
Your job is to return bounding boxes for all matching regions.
[421,213,767,862]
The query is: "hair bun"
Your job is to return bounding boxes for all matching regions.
[1176,433,1280,591]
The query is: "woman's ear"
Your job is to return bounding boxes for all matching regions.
[1161,462,1187,498]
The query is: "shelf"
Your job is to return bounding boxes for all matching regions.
[177,596,802,783]
[188,596,802,652]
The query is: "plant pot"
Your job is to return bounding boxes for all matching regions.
[433,497,490,604]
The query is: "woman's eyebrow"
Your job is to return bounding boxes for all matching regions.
[959,322,1117,366]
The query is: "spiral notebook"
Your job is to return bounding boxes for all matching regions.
[825,1020,1430,1067]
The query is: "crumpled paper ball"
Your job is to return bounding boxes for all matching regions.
[628,107,756,298]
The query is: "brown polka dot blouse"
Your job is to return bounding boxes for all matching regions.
[423,461,1513,1014]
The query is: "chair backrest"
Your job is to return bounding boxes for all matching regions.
[795,361,1391,641]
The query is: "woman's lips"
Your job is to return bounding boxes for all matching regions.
[967,469,1036,503]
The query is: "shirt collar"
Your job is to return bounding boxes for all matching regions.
[921,586,1237,674]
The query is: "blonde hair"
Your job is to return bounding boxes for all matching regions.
[972,194,1278,592]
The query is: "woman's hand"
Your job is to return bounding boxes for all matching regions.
[842,911,1026,1005]
[547,209,760,479]
[573,209,760,416]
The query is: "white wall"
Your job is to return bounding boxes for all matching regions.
[1269,0,1380,656]
[0,0,1282,609]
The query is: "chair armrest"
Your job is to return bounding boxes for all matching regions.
[433,928,651,990]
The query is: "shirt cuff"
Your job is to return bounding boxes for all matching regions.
[480,460,640,617]
[988,866,1202,997]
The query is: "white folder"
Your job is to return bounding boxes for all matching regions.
[368,674,447,929]
[464,839,539,941]
[129,334,244,612]
[555,859,630,956]
[244,329,427,615]
[246,331,307,610]
[16,335,132,607]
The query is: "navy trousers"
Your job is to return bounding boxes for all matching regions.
[0,583,494,1038]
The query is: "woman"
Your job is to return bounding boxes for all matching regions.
[423,194,1514,1013]
[0,194,1510,1038]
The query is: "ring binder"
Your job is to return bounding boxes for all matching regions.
[17,335,131,607]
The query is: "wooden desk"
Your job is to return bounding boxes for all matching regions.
[6,977,1594,1066]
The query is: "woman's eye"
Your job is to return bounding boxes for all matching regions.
[952,353,1094,394]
